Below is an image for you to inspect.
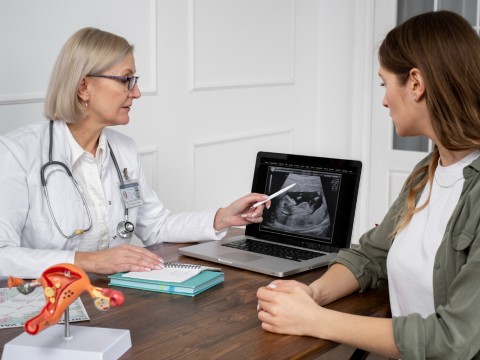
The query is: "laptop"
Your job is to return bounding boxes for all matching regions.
[179,151,362,277]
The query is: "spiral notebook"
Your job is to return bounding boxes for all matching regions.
[108,263,224,296]
[121,262,221,283]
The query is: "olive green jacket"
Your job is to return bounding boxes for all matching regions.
[333,154,480,360]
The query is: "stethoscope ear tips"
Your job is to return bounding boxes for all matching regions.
[117,220,134,239]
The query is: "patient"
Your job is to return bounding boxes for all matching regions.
[257,11,480,359]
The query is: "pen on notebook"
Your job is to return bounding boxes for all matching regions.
[202,266,222,272]
[251,183,296,208]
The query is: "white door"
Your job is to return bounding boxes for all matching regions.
[367,0,430,227]
[368,0,480,227]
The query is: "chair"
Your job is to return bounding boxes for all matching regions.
[349,348,370,360]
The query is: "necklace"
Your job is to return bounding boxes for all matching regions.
[433,175,464,188]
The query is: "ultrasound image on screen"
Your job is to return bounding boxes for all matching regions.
[260,167,341,241]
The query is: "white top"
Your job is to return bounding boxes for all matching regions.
[65,124,110,251]
[0,120,225,278]
[387,151,480,318]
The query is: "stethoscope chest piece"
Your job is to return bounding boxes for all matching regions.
[117,220,135,239]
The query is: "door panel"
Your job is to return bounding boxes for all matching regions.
[368,0,428,227]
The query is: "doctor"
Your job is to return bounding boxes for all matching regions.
[0,27,268,278]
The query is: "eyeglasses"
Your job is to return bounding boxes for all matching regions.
[87,74,139,91]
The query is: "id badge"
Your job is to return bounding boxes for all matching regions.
[119,180,143,209]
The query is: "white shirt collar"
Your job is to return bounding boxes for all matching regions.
[64,122,108,169]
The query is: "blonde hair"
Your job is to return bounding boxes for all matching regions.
[44,27,134,122]
[379,11,480,235]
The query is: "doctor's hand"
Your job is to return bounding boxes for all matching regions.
[213,193,270,231]
[74,244,164,275]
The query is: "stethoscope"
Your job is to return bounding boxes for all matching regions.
[41,120,135,239]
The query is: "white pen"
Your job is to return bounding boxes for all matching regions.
[202,266,222,272]
[251,183,296,208]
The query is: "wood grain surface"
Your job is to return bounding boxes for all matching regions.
[0,230,389,359]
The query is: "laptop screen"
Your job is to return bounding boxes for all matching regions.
[246,152,362,252]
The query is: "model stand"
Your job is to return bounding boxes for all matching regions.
[3,264,131,360]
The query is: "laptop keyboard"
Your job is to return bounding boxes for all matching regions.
[223,239,325,262]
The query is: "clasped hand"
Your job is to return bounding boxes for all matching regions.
[256,280,324,337]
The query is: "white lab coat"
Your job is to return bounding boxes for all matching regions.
[0,120,223,278]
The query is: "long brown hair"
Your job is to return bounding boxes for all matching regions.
[378,11,480,235]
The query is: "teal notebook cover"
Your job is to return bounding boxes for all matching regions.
[108,270,224,296]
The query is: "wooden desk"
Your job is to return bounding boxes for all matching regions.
[0,236,389,359]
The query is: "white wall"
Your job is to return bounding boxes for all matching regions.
[0,0,372,242]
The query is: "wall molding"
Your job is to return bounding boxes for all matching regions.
[351,0,375,238]
[0,0,157,106]
[140,0,158,96]
[188,0,296,91]
[187,127,294,208]
[138,145,158,191]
